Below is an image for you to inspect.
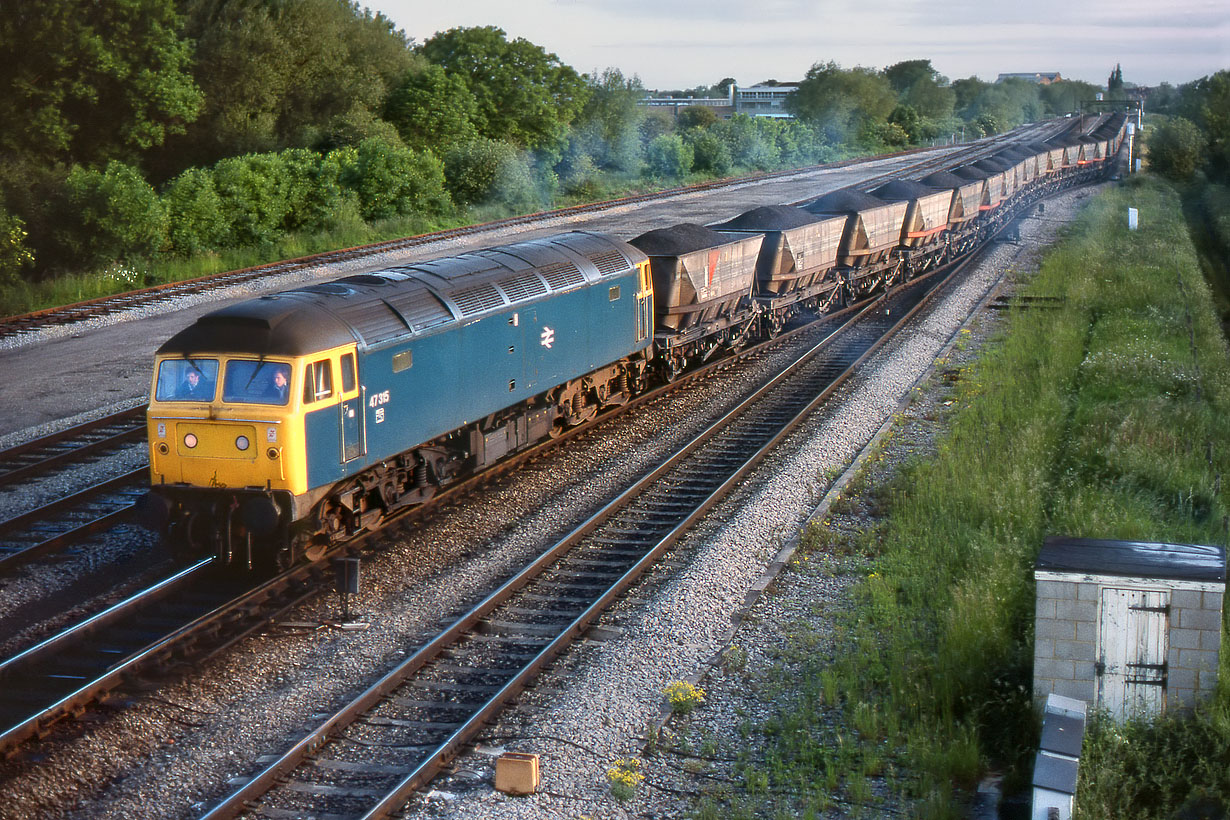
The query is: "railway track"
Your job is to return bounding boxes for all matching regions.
[0,406,147,572]
[196,264,952,820]
[0,407,144,489]
[0,129,1098,774]
[0,559,323,756]
[0,469,146,572]
[0,298,855,757]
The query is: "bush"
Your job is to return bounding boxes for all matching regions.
[442,138,538,211]
[211,153,292,247]
[62,161,168,265]
[346,138,452,222]
[677,105,718,130]
[0,206,34,285]
[645,133,694,179]
[162,168,227,256]
[1147,116,1206,180]
[687,130,733,176]
[716,115,780,171]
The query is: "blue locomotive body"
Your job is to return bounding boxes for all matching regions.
[303,234,652,491]
[146,231,653,566]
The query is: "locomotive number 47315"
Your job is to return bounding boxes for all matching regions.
[368,390,391,409]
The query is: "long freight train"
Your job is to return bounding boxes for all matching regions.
[139,115,1127,569]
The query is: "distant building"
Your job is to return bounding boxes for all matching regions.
[997,72,1063,84]
[733,83,798,118]
[638,81,802,120]
[639,90,733,120]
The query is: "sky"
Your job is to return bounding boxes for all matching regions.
[369,0,1228,90]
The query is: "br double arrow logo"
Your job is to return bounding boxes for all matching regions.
[540,326,555,349]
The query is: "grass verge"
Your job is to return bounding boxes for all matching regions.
[692,176,1229,818]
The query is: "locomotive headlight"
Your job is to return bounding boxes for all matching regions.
[235,435,250,452]
[157,442,169,455]
[267,447,280,460]
[184,433,198,449]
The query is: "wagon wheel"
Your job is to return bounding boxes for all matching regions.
[661,360,680,383]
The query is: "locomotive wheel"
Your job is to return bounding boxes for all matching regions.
[303,540,328,563]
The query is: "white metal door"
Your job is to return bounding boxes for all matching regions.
[1097,587,1169,719]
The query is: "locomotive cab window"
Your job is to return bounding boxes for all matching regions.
[222,360,293,405]
[340,353,356,392]
[155,358,219,402]
[303,359,334,404]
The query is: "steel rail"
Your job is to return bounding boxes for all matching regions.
[0,407,146,489]
[0,469,146,572]
[0,557,330,756]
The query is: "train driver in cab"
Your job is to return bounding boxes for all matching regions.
[179,364,214,401]
[265,365,291,403]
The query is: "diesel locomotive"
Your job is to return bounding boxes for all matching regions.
[140,115,1127,569]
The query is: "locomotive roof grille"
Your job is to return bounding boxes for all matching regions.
[452,283,506,316]
[497,271,549,301]
[539,261,586,289]
[590,250,630,276]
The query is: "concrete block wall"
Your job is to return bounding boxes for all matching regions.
[1166,588,1223,709]
[1033,580,1098,702]
[1034,578,1224,711]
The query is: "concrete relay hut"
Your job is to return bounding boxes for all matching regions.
[1033,536,1225,720]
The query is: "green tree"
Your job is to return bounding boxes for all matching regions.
[677,106,719,130]
[888,104,922,143]
[347,138,452,221]
[572,68,645,173]
[160,0,416,171]
[384,64,480,155]
[1177,71,1230,180]
[714,115,781,170]
[0,0,201,172]
[1107,63,1125,99]
[1038,80,1100,117]
[211,153,294,246]
[951,77,990,117]
[959,78,1042,133]
[1147,117,1205,180]
[786,61,896,145]
[639,109,675,144]
[418,26,589,152]
[442,138,537,211]
[685,131,733,176]
[645,134,694,179]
